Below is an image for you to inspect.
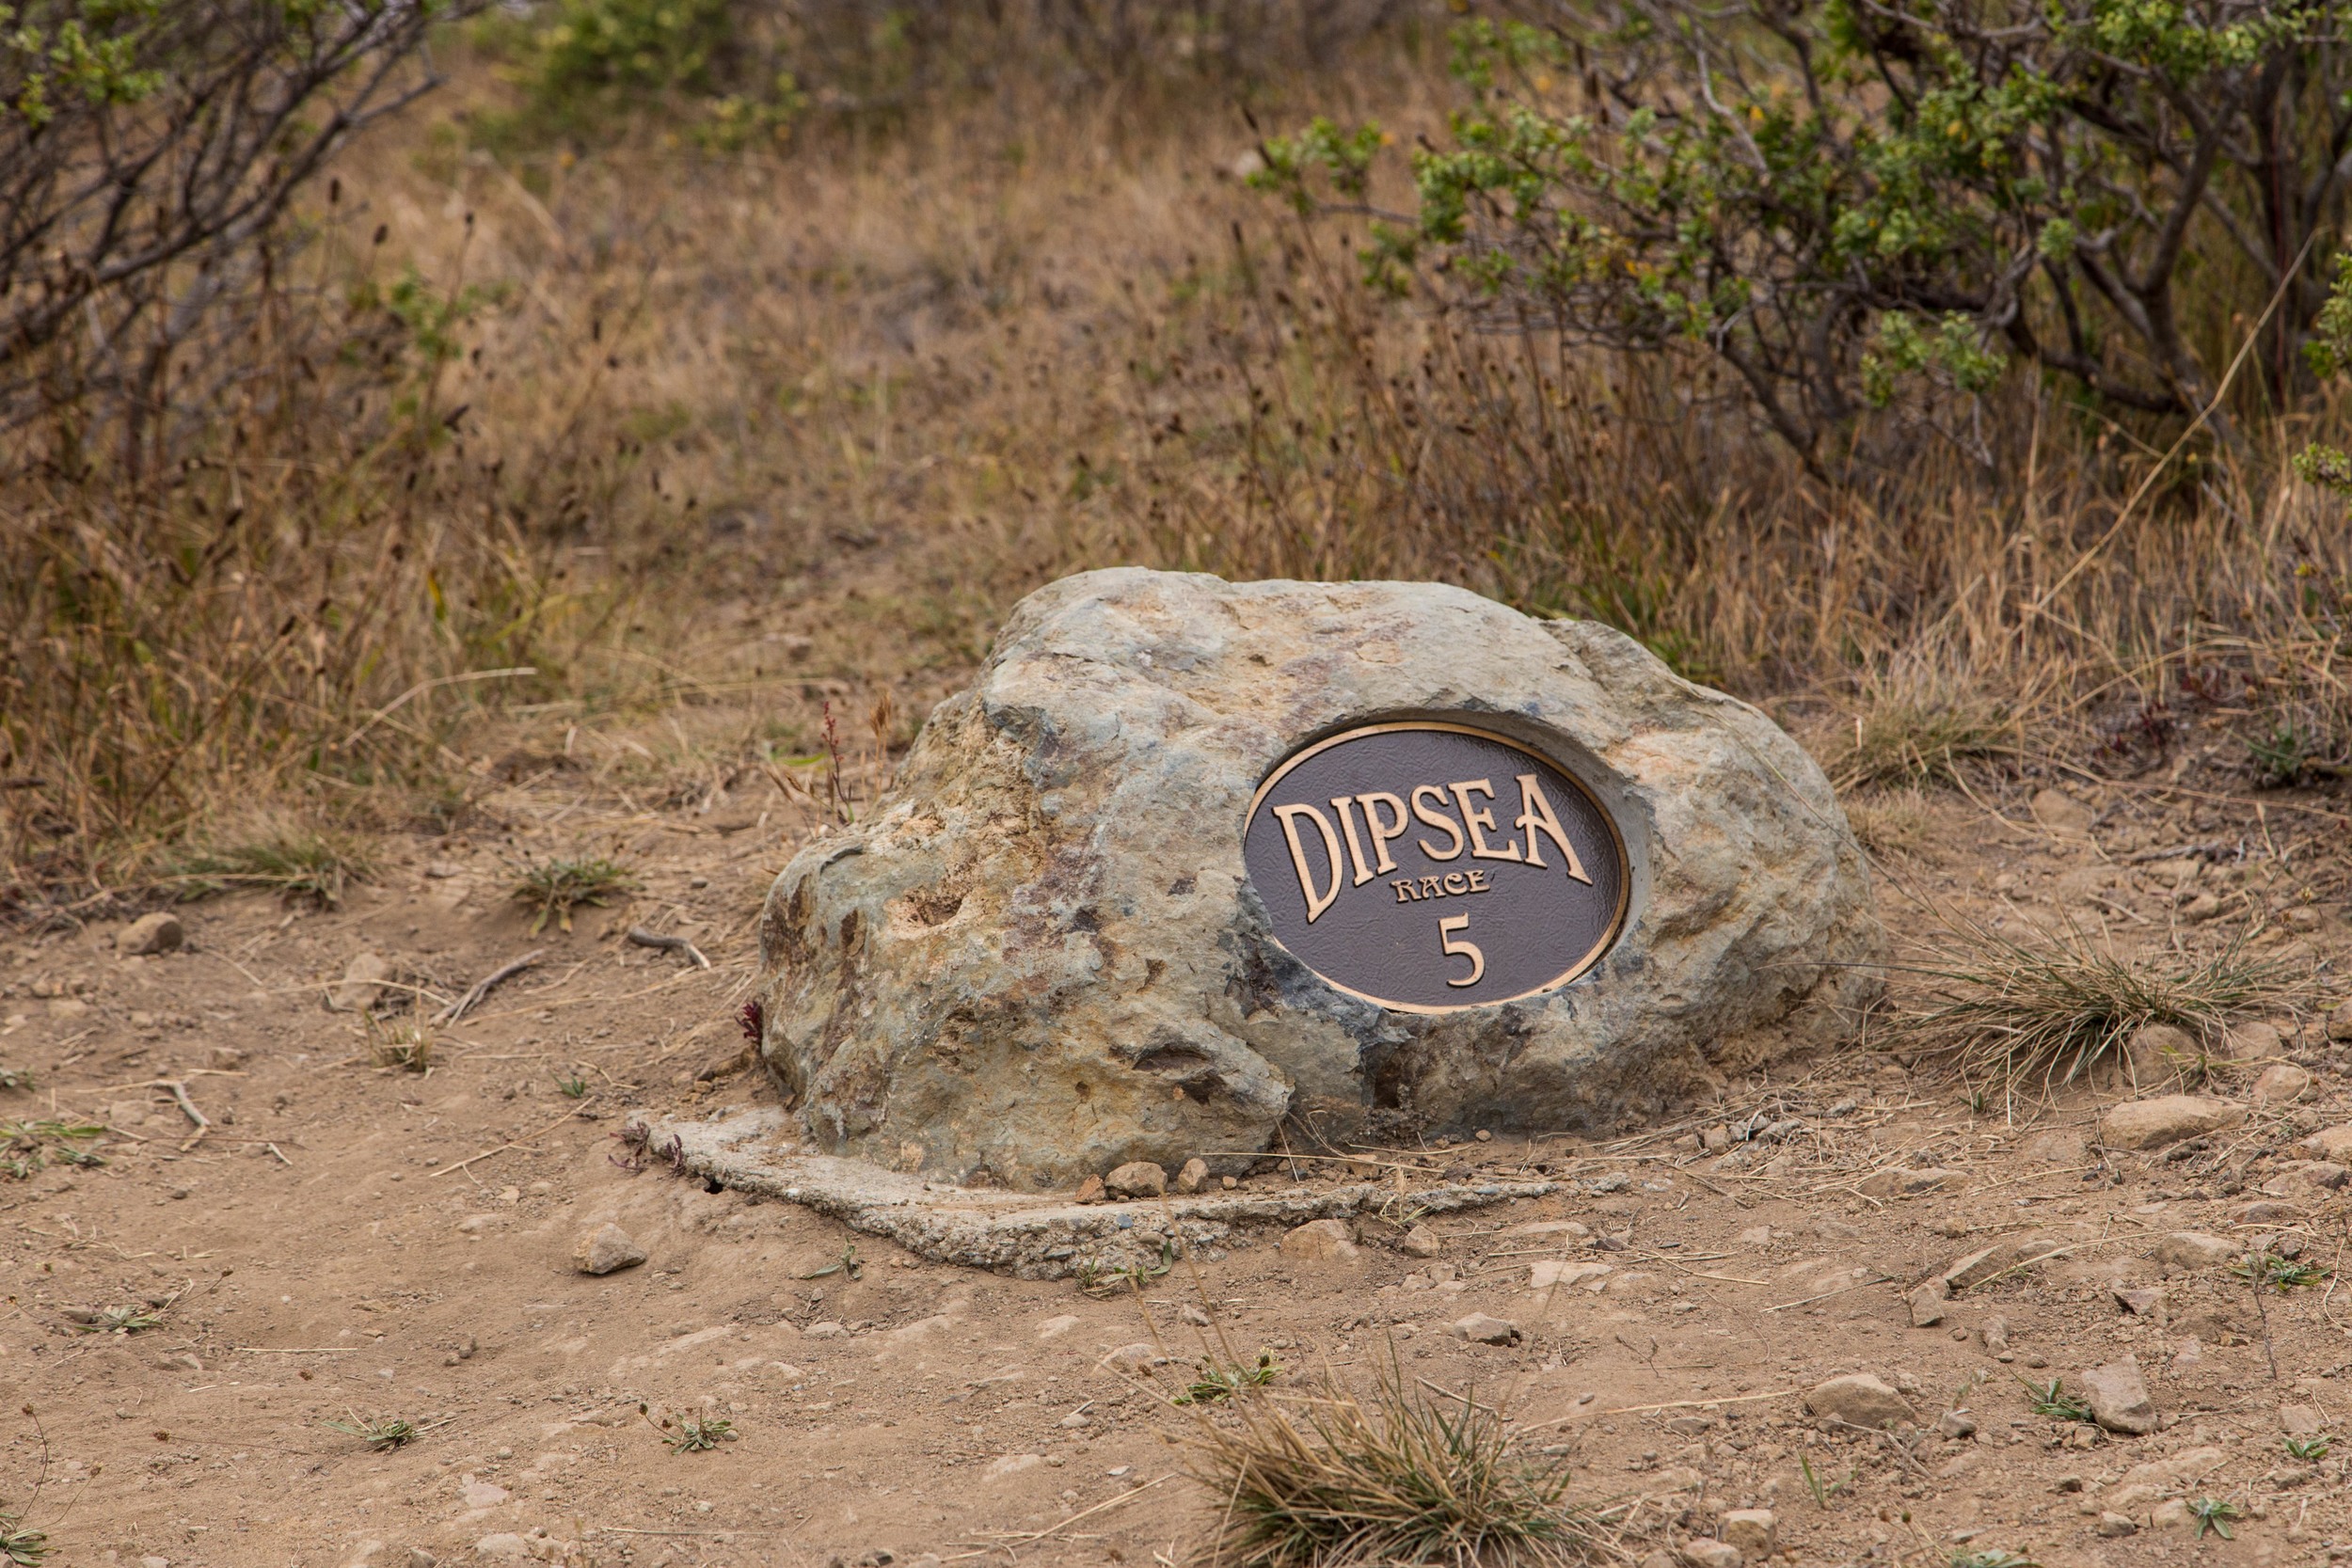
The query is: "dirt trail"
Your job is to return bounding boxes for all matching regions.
[3,778,2349,1568]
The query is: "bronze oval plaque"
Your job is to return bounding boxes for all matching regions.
[1242,721,1629,1012]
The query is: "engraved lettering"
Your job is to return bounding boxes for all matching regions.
[1331,796,1376,887]
[1272,803,1344,923]
[1513,772,1591,884]
[1357,791,1410,874]
[1467,868,1490,891]
[1450,778,1524,863]
[1419,876,1442,898]
[1411,785,1466,861]
[1438,913,1486,987]
[1391,878,1420,903]
[1442,872,1468,895]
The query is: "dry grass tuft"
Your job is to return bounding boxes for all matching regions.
[1892,916,2297,1096]
[167,825,374,909]
[1825,666,2014,792]
[367,1023,436,1073]
[1184,1354,1619,1567]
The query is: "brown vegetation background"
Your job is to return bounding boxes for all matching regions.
[3,3,2347,906]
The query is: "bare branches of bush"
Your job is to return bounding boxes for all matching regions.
[0,0,479,441]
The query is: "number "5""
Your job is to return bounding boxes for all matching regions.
[1437,913,1486,989]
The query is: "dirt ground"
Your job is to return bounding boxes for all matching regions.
[4,752,2351,1568]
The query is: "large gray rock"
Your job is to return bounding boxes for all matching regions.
[751,569,1880,1187]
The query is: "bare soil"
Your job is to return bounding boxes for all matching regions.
[4,768,2350,1568]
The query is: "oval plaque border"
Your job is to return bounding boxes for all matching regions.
[1242,719,1633,1015]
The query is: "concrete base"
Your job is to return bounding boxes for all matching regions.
[627,1106,1557,1281]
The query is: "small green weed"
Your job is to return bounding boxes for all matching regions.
[72,1304,164,1335]
[1076,1241,1175,1298]
[2,1120,104,1180]
[2021,1377,2093,1424]
[510,856,637,934]
[797,1242,861,1281]
[0,1510,47,1566]
[169,829,373,907]
[1800,1451,1855,1507]
[2285,1434,2332,1461]
[0,1067,29,1091]
[2187,1497,2240,1539]
[554,1071,588,1098]
[645,1406,736,1452]
[1172,1352,1279,1406]
[325,1415,417,1451]
[2235,1251,2329,1292]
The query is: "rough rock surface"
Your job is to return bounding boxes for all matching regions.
[118,911,183,957]
[2082,1355,2159,1434]
[2153,1231,2236,1270]
[629,1107,1549,1280]
[572,1224,646,1275]
[750,568,1881,1185]
[2098,1094,2245,1151]
[1804,1373,1913,1429]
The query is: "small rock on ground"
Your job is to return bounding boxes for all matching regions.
[1448,1312,1519,1344]
[2081,1355,2158,1434]
[1679,1540,1741,1568]
[2153,1231,2236,1270]
[2098,1094,2245,1151]
[2281,1402,2326,1435]
[1279,1218,1359,1262]
[1103,1161,1167,1199]
[1719,1508,1776,1558]
[2030,787,2094,835]
[2094,1513,2137,1537]
[1399,1224,1443,1258]
[329,951,391,1012]
[1804,1373,1913,1429]
[1173,1157,1209,1194]
[2253,1064,2313,1105]
[573,1223,647,1275]
[118,911,183,957]
[2301,1123,2352,1162]
[2328,997,2352,1043]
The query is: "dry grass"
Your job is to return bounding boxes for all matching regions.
[0,25,2347,909]
[1184,1354,1619,1567]
[1891,915,2299,1099]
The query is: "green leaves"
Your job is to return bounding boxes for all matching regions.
[1248,2,2347,459]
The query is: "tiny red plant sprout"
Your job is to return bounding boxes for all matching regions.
[739,999,764,1044]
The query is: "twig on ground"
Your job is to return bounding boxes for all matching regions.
[627,926,709,969]
[432,950,544,1024]
[426,1102,591,1178]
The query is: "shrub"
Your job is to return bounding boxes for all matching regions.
[1255,2,2352,465]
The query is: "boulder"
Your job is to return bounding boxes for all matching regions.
[2098,1095,2245,1151]
[2081,1356,2158,1434]
[748,569,1880,1185]
[572,1224,646,1275]
[117,911,183,957]
[1804,1373,1913,1429]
